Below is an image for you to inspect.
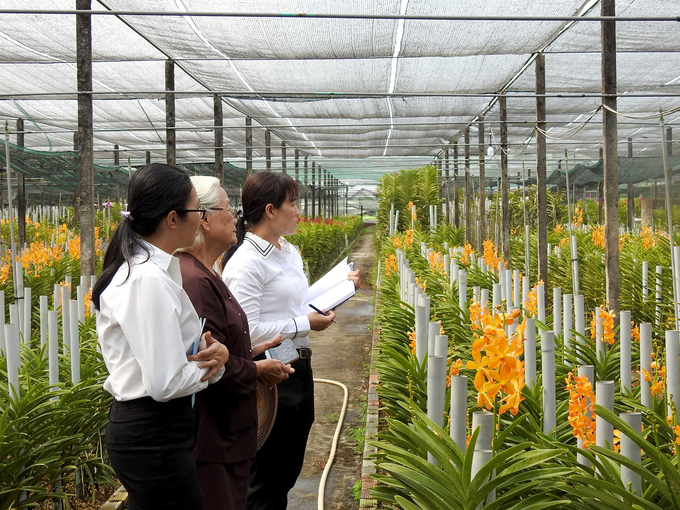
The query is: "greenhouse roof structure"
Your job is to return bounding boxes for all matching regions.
[0,0,678,187]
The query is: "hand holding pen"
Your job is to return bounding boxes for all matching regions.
[307,304,336,331]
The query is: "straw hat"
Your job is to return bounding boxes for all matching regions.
[256,380,278,450]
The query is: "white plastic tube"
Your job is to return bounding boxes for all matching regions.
[513,269,520,309]
[5,322,20,398]
[576,365,595,467]
[61,285,70,354]
[656,266,663,328]
[415,305,428,364]
[434,335,448,358]
[642,261,649,298]
[48,310,59,387]
[524,319,537,388]
[69,300,80,385]
[449,375,468,453]
[553,288,562,337]
[596,381,615,450]
[595,306,605,363]
[666,330,680,417]
[640,323,653,409]
[620,310,632,393]
[619,412,642,495]
[537,284,545,324]
[563,294,573,352]
[541,331,556,434]
[428,322,440,357]
[22,286,31,345]
[39,295,48,349]
[458,270,467,313]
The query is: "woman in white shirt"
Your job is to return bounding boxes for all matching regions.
[92,163,229,510]
[222,172,358,510]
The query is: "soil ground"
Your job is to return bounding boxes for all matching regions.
[288,232,376,510]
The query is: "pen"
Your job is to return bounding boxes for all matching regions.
[309,303,336,323]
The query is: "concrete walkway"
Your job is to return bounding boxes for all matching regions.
[288,232,375,510]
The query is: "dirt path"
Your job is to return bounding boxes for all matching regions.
[288,232,375,510]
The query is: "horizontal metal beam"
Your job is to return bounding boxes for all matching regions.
[2,90,679,99]
[0,9,677,22]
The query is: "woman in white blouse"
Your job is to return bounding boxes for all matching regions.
[222,172,358,510]
[93,164,230,510]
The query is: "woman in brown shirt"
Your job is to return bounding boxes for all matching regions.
[177,176,293,510]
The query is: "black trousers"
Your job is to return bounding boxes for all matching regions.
[246,357,315,510]
[106,396,205,510]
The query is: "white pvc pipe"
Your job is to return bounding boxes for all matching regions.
[471,411,494,451]
[449,375,468,453]
[76,285,86,324]
[53,283,60,311]
[513,269,520,308]
[642,261,649,298]
[434,334,448,358]
[458,270,467,313]
[443,254,449,278]
[640,323,653,409]
[537,284,545,324]
[619,412,642,496]
[61,285,70,354]
[524,318,537,388]
[0,290,5,356]
[522,276,529,313]
[656,266,663,328]
[48,310,59,387]
[666,330,680,418]
[69,300,80,385]
[5,321,20,399]
[576,365,595,467]
[571,235,580,297]
[427,355,447,466]
[492,283,502,310]
[39,295,48,349]
[480,288,489,313]
[541,331,556,434]
[596,381,615,451]
[620,310,632,394]
[553,288,562,336]
[505,269,512,311]
[595,306,605,363]
[415,305,428,364]
[22,286,31,345]
[563,294,573,352]
[428,322,440,357]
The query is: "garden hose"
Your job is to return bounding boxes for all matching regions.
[313,378,350,510]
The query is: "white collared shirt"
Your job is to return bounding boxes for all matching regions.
[97,240,221,402]
[223,232,312,349]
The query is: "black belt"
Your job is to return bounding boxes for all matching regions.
[297,347,313,359]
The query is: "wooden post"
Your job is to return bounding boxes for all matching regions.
[536,52,548,287]
[500,93,510,263]
[454,141,459,227]
[265,129,271,172]
[304,155,309,217]
[76,0,95,278]
[464,127,471,243]
[16,118,26,249]
[165,59,176,166]
[627,138,634,230]
[311,162,316,218]
[281,141,287,174]
[478,115,486,249]
[444,148,450,224]
[598,179,604,224]
[214,94,224,184]
[145,151,151,165]
[245,116,253,179]
[602,0,620,316]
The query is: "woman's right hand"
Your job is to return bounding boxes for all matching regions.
[188,331,230,381]
[307,309,336,331]
[256,359,295,386]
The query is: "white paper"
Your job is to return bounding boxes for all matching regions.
[308,279,356,312]
[306,257,351,303]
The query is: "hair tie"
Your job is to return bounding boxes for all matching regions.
[120,211,134,221]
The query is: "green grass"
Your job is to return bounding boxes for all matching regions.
[324,411,338,423]
[347,425,366,455]
[351,479,362,504]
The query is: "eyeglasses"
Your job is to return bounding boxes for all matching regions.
[177,206,207,219]
[206,207,242,218]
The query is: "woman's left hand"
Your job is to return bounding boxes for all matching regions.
[347,270,361,289]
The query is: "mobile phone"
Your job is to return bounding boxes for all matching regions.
[265,339,299,365]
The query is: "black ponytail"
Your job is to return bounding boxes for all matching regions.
[221,172,298,268]
[93,163,193,309]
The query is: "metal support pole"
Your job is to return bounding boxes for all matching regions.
[478,115,486,249]
[281,141,287,174]
[265,129,271,172]
[294,148,299,184]
[245,116,253,179]
[444,148,450,224]
[311,162,316,218]
[16,118,25,249]
[602,0,620,317]
[464,127,471,243]
[214,94,224,184]
[304,155,308,217]
[536,52,548,288]
[145,151,151,165]
[76,0,95,278]
[165,59,176,165]
[500,93,509,263]
[627,137,633,231]
[454,141,459,228]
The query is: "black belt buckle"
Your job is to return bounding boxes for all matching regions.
[297,347,312,359]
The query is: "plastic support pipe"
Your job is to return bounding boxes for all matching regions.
[524,318,537,388]
[553,288,562,336]
[449,375,468,453]
[620,310,632,393]
[666,330,680,417]
[619,412,642,496]
[576,365,595,467]
[596,381,615,450]
[541,331,556,434]
[640,323,653,409]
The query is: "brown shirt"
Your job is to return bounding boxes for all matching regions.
[177,252,258,464]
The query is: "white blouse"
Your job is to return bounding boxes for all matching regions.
[97,240,222,402]
[223,232,312,349]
